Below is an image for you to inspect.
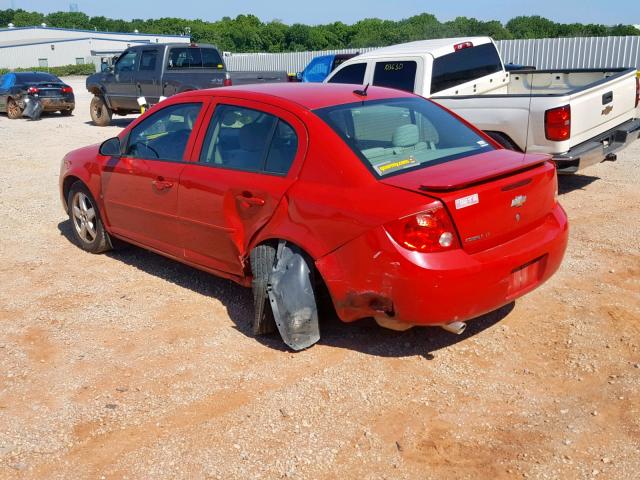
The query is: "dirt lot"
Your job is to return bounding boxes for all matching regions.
[0,77,639,480]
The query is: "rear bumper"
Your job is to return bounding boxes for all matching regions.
[316,204,569,327]
[552,118,640,173]
[17,96,75,112]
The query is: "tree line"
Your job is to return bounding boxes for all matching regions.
[1,9,638,52]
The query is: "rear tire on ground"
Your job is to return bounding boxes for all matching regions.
[90,96,112,127]
[250,244,278,335]
[484,131,522,152]
[67,182,112,254]
[6,98,22,119]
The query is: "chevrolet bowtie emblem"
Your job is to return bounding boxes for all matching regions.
[511,195,527,208]
[601,105,613,116]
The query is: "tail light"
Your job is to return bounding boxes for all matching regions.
[384,202,459,253]
[223,76,233,87]
[635,75,639,108]
[61,86,73,94]
[545,105,571,141]
[27,86,39,94]
[454,42,473,51]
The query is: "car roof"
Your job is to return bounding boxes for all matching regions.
[354,36,493,59]
[189,83,415,110]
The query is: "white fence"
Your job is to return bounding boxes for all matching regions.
[224,36,640,72]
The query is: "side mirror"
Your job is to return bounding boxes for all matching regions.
[101,63,112,73]
[99,137,121,157]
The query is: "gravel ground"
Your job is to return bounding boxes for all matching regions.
[0,77,639,480]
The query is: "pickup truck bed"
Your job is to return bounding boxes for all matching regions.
[434,68,640,172]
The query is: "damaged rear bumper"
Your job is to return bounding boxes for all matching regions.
[316,204,568,328]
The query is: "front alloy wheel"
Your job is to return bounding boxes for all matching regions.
[67,182,111,253]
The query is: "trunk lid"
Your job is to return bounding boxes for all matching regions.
[380,150,558,253]
[27,81,66,98]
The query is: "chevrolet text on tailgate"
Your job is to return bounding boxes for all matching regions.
[325,37,640,173]
[60,84,568,351]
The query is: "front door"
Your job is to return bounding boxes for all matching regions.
[178,101,306,275]
[108,49,139,111]
[101,100,205,257]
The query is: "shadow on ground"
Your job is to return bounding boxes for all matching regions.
[558,173,600,195]
[83,118,136,128]
[58,219,513,358]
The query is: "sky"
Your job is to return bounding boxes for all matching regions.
[1,0,639,26]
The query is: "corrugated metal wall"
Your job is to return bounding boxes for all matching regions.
[224,36,640,72]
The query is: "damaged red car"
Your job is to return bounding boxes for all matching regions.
[59,83,568,350]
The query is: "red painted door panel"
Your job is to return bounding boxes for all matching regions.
[101,157,185,256]
[178,169,294,274]
[177,99,308,275]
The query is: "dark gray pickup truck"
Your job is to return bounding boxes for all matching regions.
[86,43,288,126]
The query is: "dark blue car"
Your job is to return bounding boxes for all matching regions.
[0,72,75,119]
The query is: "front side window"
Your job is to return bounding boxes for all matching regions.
[126,103,202,161]
[373,61,417,92]
[200,105,298,175]
[327,63,367,85]
[315,97,494,177]
[431,43,503,94]
[139,50,158,71]
[115,50,137,73]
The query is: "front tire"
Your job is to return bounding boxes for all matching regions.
[250,244,278,335]
[67,182,111,254]
[90,96,112,127]
[7,98,22,119]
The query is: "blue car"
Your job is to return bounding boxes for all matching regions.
[300,53,359,83]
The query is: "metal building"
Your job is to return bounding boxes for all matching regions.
[0,26,190,70]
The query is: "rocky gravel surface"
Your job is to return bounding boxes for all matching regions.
[0,77,639,479]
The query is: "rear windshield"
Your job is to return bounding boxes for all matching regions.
[15,72,59,83]
[315,97,494,177]
[167,47,224,69]
[431,43,503,94]
[373,61,417,92]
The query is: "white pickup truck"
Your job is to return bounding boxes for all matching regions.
[325,37,640,173]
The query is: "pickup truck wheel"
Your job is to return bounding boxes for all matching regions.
[485,131,522,152]
[7,98,22,119]
[250,244,278,335]
[90,96,112,127]
[67,182,112,254]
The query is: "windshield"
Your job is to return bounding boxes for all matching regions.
[314,97,494,177]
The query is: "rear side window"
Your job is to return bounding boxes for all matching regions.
[328,63,367,85]
[199,105,298,175]
[139,50,158,71]
[315,97,494,177]
[168,47,223,69]
[126,103,202,161]
[373,61,417,92]
[431,43,503,94]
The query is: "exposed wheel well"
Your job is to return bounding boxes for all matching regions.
[251,239,335,313]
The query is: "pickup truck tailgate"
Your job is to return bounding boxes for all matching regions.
[568,70,638,146]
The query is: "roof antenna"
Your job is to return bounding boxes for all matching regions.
[353,83,369,97]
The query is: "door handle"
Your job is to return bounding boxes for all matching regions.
[236,192,265,207]
[152,178,174,190]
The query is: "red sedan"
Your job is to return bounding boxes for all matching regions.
[59,83,568,350]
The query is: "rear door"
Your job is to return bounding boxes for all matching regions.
[371,58,423,93]
[136,47,162,104]
[101,99,206,256]
[178,99,307,275]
